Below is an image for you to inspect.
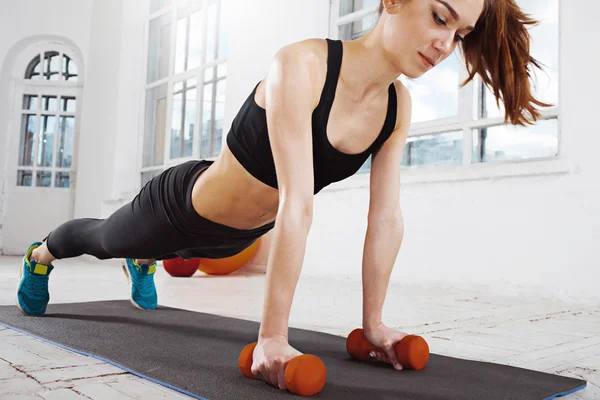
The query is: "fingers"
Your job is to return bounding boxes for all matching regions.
[254,360,287,390]
[384,347,403,371]
[269,371,279,388]
[277,366,286,390]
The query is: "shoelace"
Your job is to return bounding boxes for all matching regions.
[136,269,155,294]
[26,273,48,299]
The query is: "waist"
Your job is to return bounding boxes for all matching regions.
[191,148,279,231]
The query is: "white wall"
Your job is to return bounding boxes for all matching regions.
[76,0,147,219]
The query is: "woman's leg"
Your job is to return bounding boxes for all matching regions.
[38,162,206,263]
[18,160,213,316]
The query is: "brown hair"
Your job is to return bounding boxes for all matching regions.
[378,0,551,126]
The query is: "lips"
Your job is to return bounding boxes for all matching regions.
[419,53,436,68]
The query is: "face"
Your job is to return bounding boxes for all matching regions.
[380,0,484,78]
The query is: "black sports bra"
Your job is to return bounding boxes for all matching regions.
[226,38,397,194]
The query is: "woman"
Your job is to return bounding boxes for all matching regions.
[17,0,548,391]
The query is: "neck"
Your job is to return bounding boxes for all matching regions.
[339,29,402,102]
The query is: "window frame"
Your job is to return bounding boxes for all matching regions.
[328,0,563,185]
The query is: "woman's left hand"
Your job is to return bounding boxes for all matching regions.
[363,322,409,370]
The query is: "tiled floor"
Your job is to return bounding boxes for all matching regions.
[0,255,598,399]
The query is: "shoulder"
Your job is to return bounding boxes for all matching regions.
[273,38,328,68]
[267,39,329,107]
[391,79,412,131]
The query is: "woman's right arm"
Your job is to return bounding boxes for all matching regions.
[259,41,321,340]
[250,40,323,389]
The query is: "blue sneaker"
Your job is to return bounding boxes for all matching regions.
[16,242,54,316]
[122,259,158,310]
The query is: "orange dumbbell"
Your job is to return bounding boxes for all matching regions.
[346,328,430,370]
[238,342,327,397]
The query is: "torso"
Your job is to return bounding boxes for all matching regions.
[191,39,401,230]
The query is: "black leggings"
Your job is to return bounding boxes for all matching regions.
[45,160,275,261]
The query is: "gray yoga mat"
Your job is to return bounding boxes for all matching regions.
[0,300,586,399]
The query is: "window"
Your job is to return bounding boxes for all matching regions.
[142,0,229,186]
[330,0,559,172]
[24,51,79,82]
[17,52,79,188]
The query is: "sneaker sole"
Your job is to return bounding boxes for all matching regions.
[15,255,41,317]
[121,262,151,311]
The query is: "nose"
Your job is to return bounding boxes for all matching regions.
[432,31,455,56]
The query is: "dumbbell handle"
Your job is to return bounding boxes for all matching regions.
[346,328,430,370]
[238,342,327,397]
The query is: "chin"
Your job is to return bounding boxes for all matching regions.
[403,69,426,79]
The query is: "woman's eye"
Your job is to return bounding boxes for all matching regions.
[433,12,446,25]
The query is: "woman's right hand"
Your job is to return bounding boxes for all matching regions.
[251,334,302,390]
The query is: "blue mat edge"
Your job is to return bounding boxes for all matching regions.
[543,382,587,400]
[0,321,209,400]
[0,320,589,399]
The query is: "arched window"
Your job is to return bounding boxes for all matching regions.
[15,49,81,188]
[24,51,79,82]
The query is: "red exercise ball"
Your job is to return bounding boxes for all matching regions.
[163,257,200,277]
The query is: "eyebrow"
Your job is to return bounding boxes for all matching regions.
[436,0,475,31]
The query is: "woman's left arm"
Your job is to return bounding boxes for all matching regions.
[362,82,411,336]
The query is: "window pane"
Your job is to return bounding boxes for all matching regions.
[217,0,229,59]
[472,118,558,163]
[61,96,77,112]
[36,171,52,187]
[205,2,218,62]
[150,0,171,13]
[62,55,78,82]
[55,172,70,188]
[143,84,168,167]
[170,93,183,158]
[402,52,460,123]
[184,81,197,157]
[19,115,37,166]
[524,0,559,106]
[338,12,378,40]
[204,67,214,82]
[43,52,60,81]
[175,7,203,74]
[201,83,213,158]
[38,116,55,167]
[25,54,41,80]
[147,13,172,83]
[402,131,463,167]
[23,95,38,111]
[57,117,75,168]
[188,9,204,69]
[42,96,57,112]
[17,170,32,187]
[212,78,226,156]
[174,15,187,74]
[170,78,197,159]
[217,62,227,78]
[339,0,380,17]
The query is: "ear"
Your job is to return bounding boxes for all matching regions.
[381,0,404,14]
